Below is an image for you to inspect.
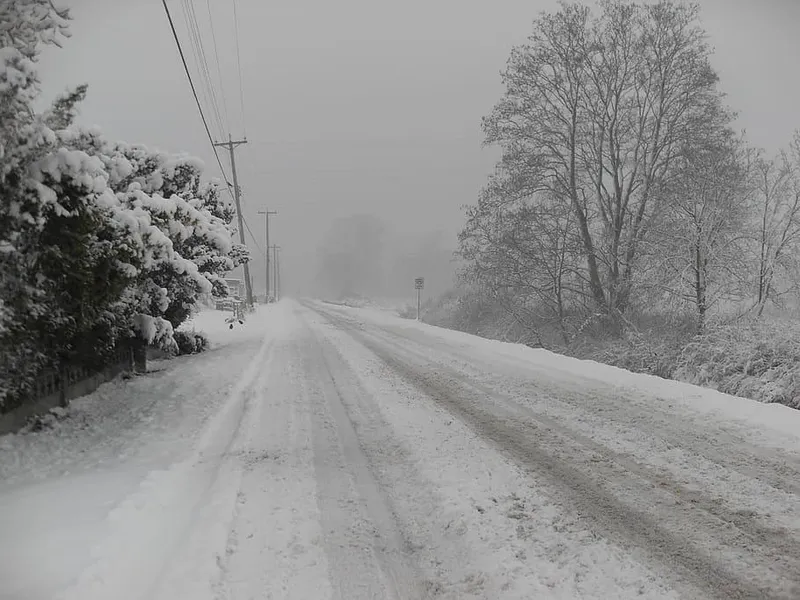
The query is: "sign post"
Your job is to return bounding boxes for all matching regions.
[414,277,425,321]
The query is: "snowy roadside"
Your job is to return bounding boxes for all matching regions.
[0,304,285,600]
[327,302,800,452]
[320,296,411,314]
[0,305,275,487]
[178,304,272,349]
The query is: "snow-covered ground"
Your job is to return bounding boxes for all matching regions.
[0,304,286,600]
[321,295,412,314]
[2,299,800,599]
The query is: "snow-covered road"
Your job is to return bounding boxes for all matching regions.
[2,300,800,599]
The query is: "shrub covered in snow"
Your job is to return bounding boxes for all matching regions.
[397,304,417,319]
[173,330,210,356]
[0,3,244,411]
[675,320,800,409]
[562,318,800,409]
[100,141,251,326]
[422,287,547,347]
[22,406,69,433]
[426,286,800,409]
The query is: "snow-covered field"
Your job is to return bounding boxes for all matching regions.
[2,300,800,599]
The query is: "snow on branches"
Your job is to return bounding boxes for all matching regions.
[0,1,245,409]
[0,1,70,60]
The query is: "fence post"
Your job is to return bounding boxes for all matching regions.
[58,366,68,408]
[122,340,133,372]
[132,337,147,373]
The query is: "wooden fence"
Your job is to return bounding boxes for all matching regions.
[0,342,134,435]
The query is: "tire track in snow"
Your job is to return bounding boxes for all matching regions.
[305,305,684,599]
[371,315,800,497]
[366,342,790,599]
[56,330,275,600]
[214,315,333,600]
[314,305,800,600]
[154,337,285,600]
[317,305,800,525]
[347,316,800,534]
[302,316,427,599]
[363,324,800,557]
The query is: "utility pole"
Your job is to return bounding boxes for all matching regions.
[276,248,281,300]
[270,245,281,301]
[213,134,253,306]
[258,209,277,301]
[415,277,425,321]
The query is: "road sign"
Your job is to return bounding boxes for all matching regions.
[415,277,425,321]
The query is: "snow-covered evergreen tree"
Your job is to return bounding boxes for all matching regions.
[0,1,76,407]
[0,1,246,409]
[101,144,247,328]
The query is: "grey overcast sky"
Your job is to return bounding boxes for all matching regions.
[35,0,800,295]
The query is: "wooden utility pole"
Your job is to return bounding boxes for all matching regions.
[270,245,281,301]
[213,135,253,306]
[276,248,281,300]
[258,209,277,301]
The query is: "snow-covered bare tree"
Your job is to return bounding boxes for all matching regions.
[654,129,752,332]
[459,178,583,344]
[750,141,800,315]
[474,0,729,327]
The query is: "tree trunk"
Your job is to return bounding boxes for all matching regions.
[570,197,607,311]
[695,241,706,334]
[132,338,147,374]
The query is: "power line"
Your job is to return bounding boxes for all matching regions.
[178,0,219,137]
[232,0,247,136]
[188,0,227,134]
[161,0,231,190]
[243,218,264,256]
[183,0,221,133]
[163,0,260,272]
[181,0,227,137]
[205,0,230,129]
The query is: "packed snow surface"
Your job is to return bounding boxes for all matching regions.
[1,300,800,599]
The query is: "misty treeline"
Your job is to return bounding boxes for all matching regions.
[314,214,454,301]
[457,0,800,343]
[0,2,247,411]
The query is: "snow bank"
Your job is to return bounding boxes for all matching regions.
[321,295,410,313]
[332,304,800,449]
